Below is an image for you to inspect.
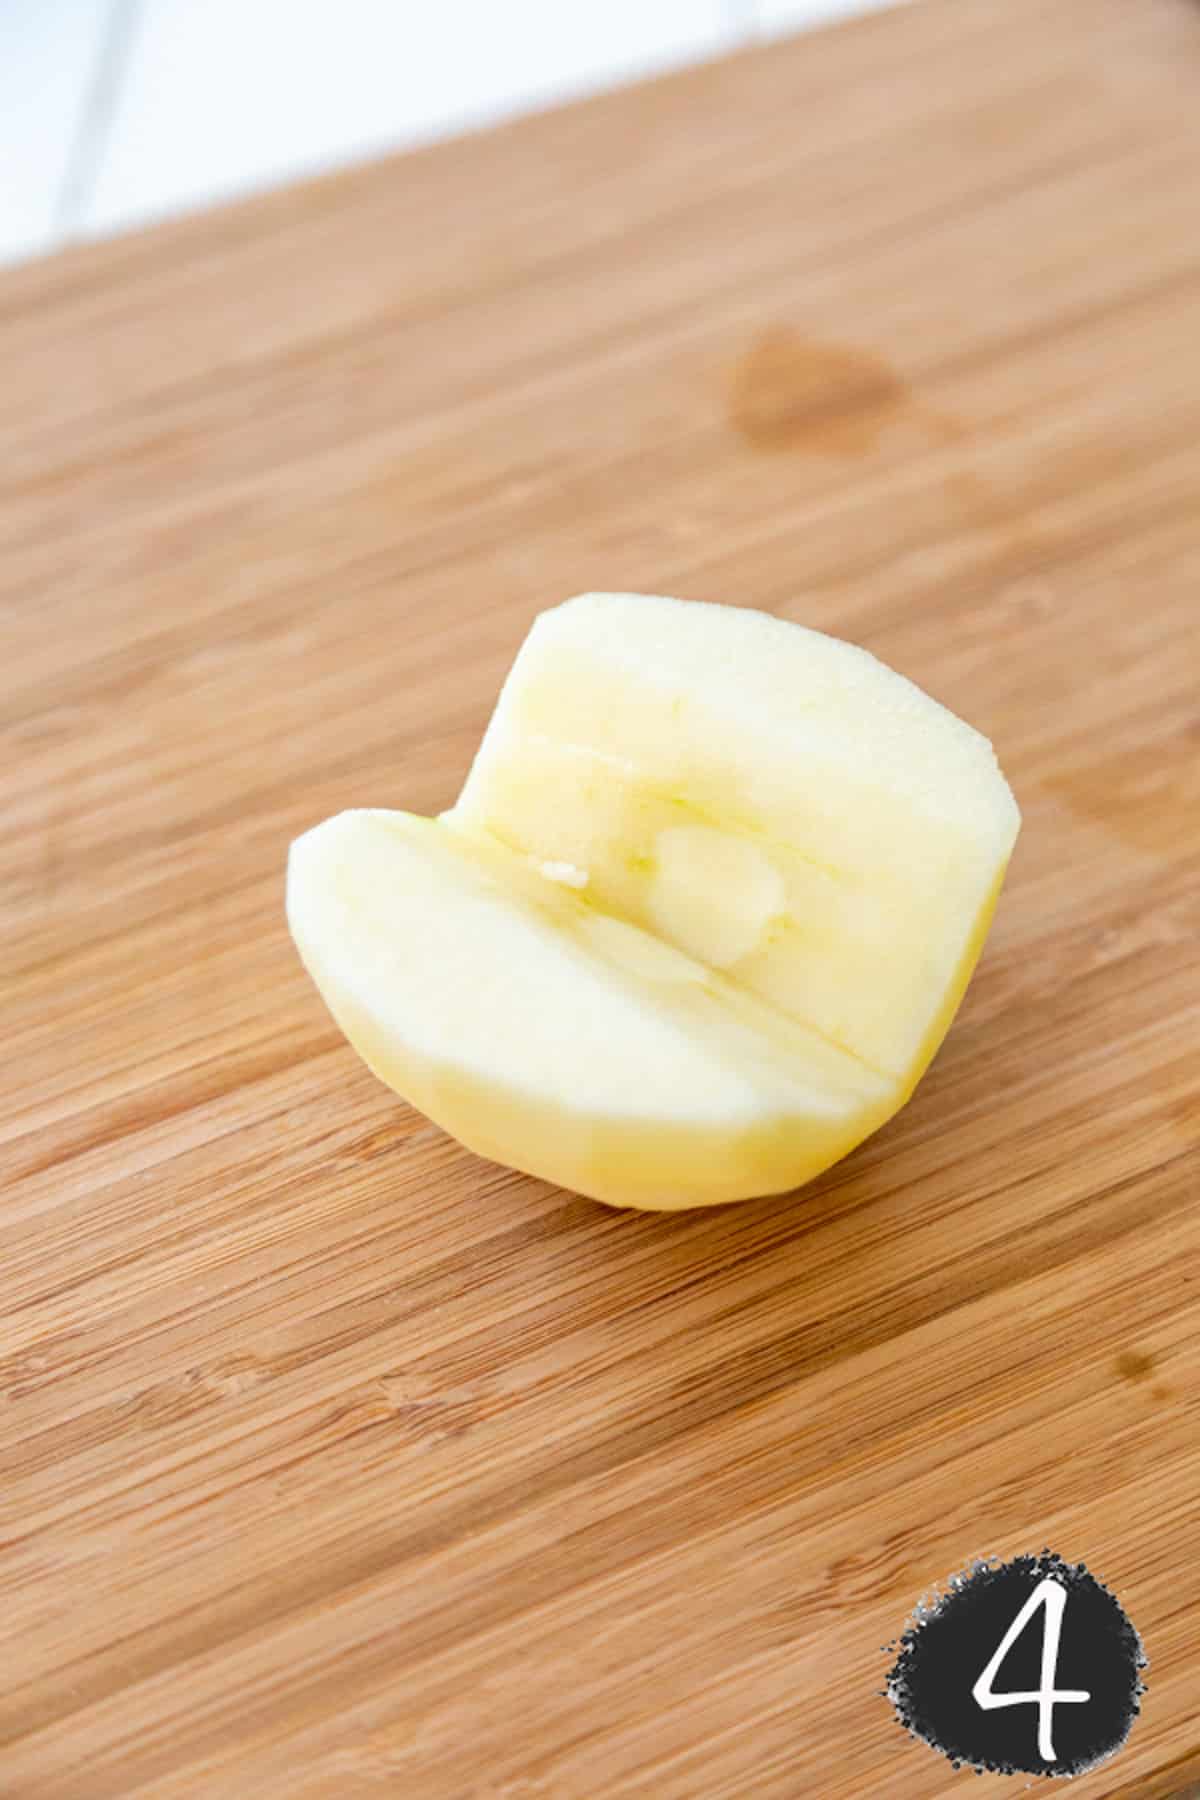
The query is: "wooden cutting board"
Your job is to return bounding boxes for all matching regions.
[4,0,1199,1792]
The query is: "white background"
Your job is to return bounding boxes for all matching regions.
[0,0,905,268]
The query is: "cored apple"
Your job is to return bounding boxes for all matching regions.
[287,594,1019,1207]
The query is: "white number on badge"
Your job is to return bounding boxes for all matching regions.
[971,1577,1091,1762]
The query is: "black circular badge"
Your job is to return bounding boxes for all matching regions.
[884,1551,1146,1778]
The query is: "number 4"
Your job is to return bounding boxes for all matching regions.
[972,1576,1091,1762]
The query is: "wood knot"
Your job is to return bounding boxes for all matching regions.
[727,327,909,456]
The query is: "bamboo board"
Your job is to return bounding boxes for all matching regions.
[3,0,1199,1792]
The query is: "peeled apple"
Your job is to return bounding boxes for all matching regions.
[287,593,1019,1208]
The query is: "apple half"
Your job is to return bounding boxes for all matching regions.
[287,593,1019,1208]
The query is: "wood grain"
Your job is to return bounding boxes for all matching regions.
[3,0,1199,1792]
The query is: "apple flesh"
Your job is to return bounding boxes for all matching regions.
[287,594,1019,1208]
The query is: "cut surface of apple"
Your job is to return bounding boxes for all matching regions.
[287,593,1019,1208]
